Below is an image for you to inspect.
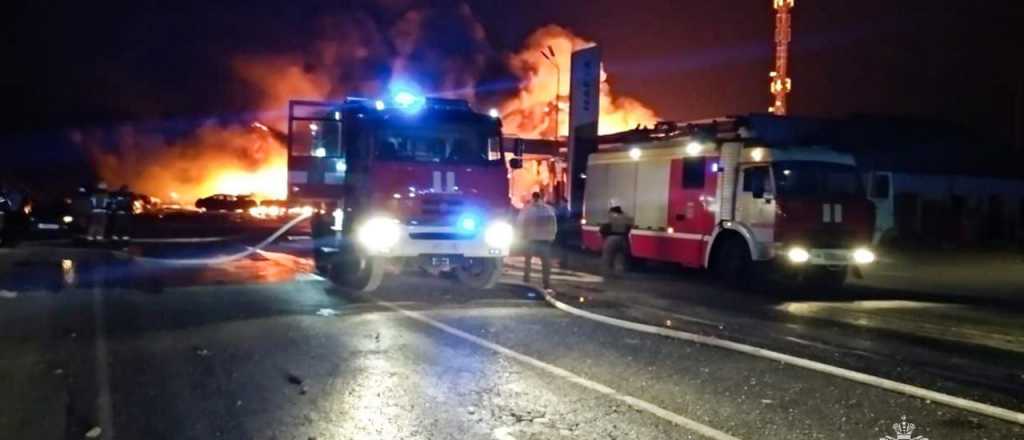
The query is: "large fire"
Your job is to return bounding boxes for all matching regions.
[81,6,657,205]
[83,122,287,204]
[499,25,659,139]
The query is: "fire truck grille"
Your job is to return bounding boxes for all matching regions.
[409,232,476,240]
[806,226,857,248]
[420,198,465,216]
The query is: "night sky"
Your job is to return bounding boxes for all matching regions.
[4,0,1023,146]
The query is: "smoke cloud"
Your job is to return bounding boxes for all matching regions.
[79,4,658,205]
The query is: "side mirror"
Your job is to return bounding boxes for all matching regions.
[509,158,523,169]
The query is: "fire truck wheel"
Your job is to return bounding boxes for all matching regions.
[712,237,752,288]
[329,254,384,292]
[313,249,331,275]
[454,257,503,289]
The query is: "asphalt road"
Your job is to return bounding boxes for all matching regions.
[1,249,1023,439]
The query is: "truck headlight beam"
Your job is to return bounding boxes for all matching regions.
[356,216,401,252]
[787,246,810,264]
[484,221,515,250]
[853,248,876,264]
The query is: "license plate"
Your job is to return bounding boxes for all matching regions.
[37,223,59,230]
[821,251,846,262]
[431,256,451,269]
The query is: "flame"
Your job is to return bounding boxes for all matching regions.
[81,13,658,204]
[500,25,658,139]
[84,122,287,205]
[207,159,287,201]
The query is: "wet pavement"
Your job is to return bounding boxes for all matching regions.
[0,247,1022,439]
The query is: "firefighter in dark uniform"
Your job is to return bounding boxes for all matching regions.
[600,206,635,278]
[0,185,10,246]
[87,182,111,242]
[110,185,134,242]
[69,186,92,236]
[0,184,26,247]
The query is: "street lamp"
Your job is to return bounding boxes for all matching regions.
[540,45,560,140]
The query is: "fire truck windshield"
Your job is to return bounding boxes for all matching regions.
[375,126,494,165]
[772,161,863,197]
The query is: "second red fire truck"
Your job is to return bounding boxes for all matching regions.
[581,115,877,287]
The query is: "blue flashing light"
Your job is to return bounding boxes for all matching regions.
[457,214,480,233]
[392,90,425,113]
[394,91,418,106]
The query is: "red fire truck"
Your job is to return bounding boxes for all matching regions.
[580,116,877,287]
[287,93,519,291]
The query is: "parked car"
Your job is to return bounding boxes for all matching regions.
[195,194,257,213]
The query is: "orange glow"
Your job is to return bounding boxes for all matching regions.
[207,159,288,201]
[86,122,287,205]
[500,25,658,139]
[84,24,657,204]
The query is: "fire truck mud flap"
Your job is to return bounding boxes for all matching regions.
[453,257,503,289]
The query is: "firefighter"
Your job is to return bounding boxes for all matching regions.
[109,185,133,242]
[87,182,111,242]
[69,186,91,236]
[0,185,9,246]
[517,191,557,289]
[600,206,634,278]
[0,184,26,247]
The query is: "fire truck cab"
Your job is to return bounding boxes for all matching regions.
[581,116,877,287]
[287,94,517,291]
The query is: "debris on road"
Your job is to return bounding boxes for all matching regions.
[85,426,102,438]
[285,372,309,394]
[315,308,338,317]
[0,289,18,299]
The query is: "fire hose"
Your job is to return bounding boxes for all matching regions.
[134,212,313,266]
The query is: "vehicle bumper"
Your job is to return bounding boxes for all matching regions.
[772,244,875,266]
[369,224,509,259]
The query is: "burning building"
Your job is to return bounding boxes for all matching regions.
[77,4,658,207]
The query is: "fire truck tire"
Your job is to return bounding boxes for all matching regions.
[712,237,752,288]
[454,257,503,289]
[313,248,331,275]
[329,254,384,292]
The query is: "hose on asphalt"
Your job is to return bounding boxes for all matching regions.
[134,213,313,266]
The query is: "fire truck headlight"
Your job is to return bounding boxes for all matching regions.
[852,248,876,264]
[484,221,515,250]
[357,216,401,252]
[787,246,810,264]
[62,215,74,224]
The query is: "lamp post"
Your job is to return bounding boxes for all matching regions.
[540,46,560,140]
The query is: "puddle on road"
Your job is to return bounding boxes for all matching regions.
[0,250,305,294]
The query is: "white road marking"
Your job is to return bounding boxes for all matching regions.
[375,300,742,440]
[540,289,1024,426]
